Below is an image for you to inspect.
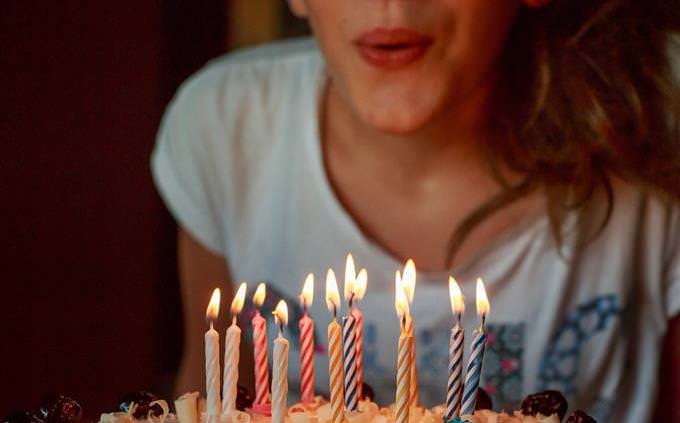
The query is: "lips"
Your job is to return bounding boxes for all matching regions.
[354,28,433,69]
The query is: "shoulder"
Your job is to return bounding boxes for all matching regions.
[159,38,323,176]
[168,36,322,122]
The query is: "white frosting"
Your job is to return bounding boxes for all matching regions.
[173,394,561,423]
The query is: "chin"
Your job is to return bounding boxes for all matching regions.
[355,97,441,134]
[349,77,453,134]
[361,109,429,134]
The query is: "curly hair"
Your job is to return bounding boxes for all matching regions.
[447,0,679,265]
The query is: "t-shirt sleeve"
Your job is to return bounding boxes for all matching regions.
[151,77,228,257]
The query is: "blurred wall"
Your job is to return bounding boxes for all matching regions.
[0,1,227,417]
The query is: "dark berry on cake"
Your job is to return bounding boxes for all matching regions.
[118,391,162,419]
[474,387,493,411]
[566,409,598,423]
[235,385,253,411]
[37,395,82,423]
[361,382,375,402]
[520,390,568,420]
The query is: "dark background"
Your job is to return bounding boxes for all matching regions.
[0,1,306,418]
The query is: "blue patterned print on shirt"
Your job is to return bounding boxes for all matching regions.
[484,323,526,412]
[538,294,621,395]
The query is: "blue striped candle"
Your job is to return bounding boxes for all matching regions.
[445,324,464,420]
[342,314,359,411]
[460,328,487,416]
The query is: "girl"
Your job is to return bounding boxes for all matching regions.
[152,1,679,421]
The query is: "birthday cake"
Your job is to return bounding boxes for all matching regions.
[2,259,597,423]
[1,387,596,423]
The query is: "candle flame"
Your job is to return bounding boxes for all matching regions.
[448,277,465,315]
[325,268,341,312]
[354,268,368,301]
[273,299,289,326]
[300,273,314,307]
[402,259,416,304]
[476,278,490,317]
[253,282,266,307]
[206,288,221,322]
[394,271,410,318]
[344,253,356,300]
[231,283,247,315]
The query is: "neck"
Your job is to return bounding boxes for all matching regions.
[324,80,492,179]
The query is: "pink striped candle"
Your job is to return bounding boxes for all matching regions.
[252,283,271,412]
[299,274,315,404]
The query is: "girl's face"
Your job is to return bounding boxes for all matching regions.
[290,0,523,134]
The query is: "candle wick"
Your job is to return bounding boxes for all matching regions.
[349,293,355,309]
[279,321,284,335]
[333,304,337,320]
[232,315,237,326]
[209,320,214,331]
[480,313,486,332]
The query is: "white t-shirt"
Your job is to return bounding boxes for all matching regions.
[151,37,680,423]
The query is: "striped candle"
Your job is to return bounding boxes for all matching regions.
[204,288,221,423]
[461,278,490,417]
[342,313,359,411]
[445,324,464,420]
[395,328,412,423]
[221,323,241,419]
[271,335,289,423]
[328,319,344,423]
[326,269,344,423]
[461,329,486,415]
[352,306,363,400]
[405,315,419,409]
[395,271,411,423]
[222,283,246,420]
[252,311,271,407]
[299,313,315,403]
[271,301,289,423]
[299,273,316,404]
[446,277,465,421]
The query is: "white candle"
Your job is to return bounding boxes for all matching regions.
[271,300,289,423]
[221,283,247,420]
[204,288,221,423]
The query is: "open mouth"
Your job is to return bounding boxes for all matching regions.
[354,28,433,69]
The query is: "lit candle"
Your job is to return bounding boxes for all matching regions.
[204,288,221,423]
[251,283,271,412]
[352,268,368,400]
[342,254,359,412]
[394,272,412,423]
[445,277,465,421]
[461,278,490,416]
[402,259,419,409]
[271,300,289,423]
[326,269,344,423]
[221,283,247,420]
[298,273,315,404]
